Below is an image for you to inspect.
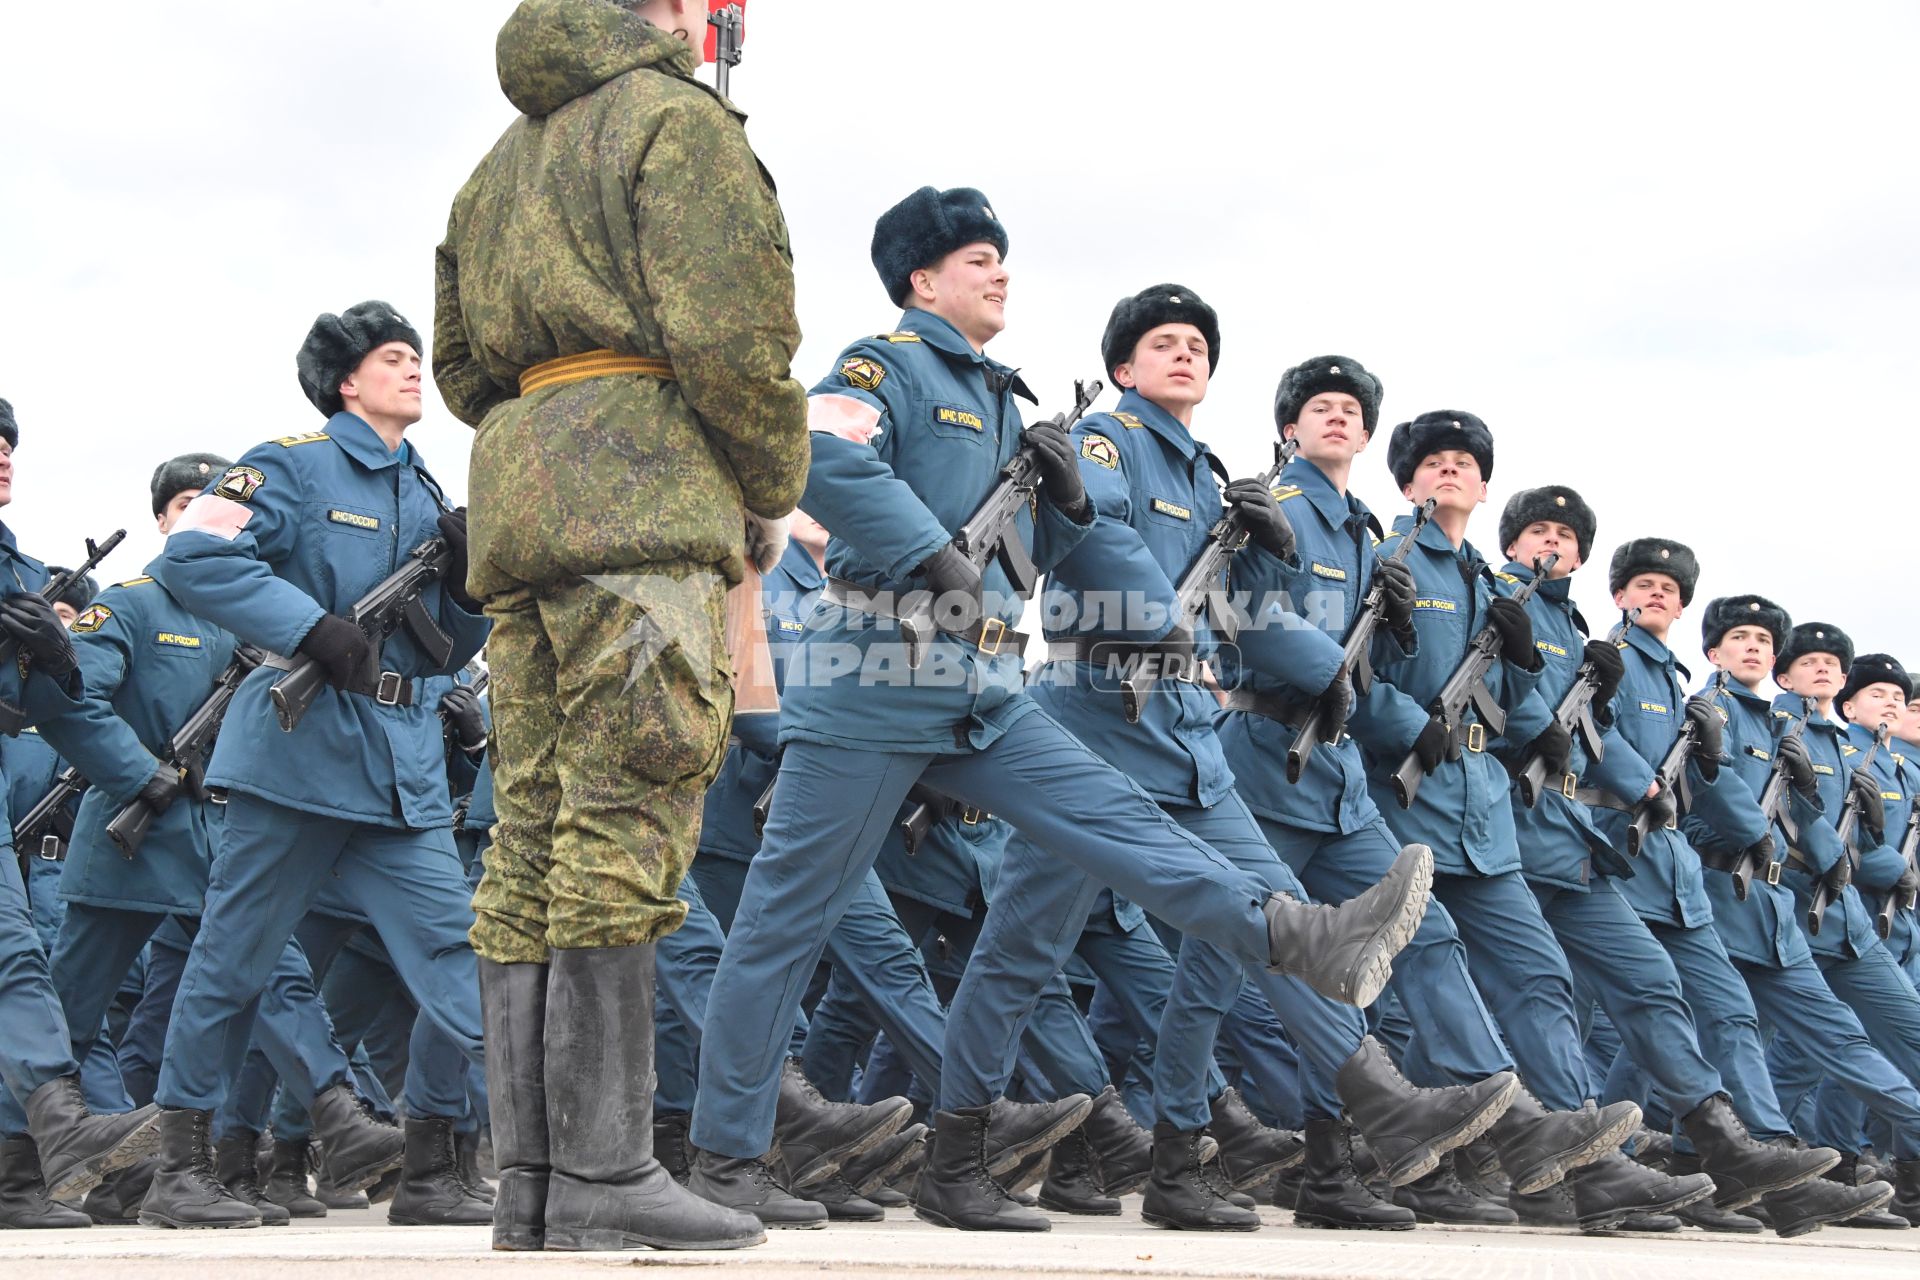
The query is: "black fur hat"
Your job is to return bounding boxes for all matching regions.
[870,187,1008,308]
[1773,621,1853,680]
[1386,410,1493,489]
[296,301,423,417]
[1273,355,1382,436]
[0,397,15,448]
[1100,283,1220,380]
[1840,653,1913,709]
[1699,594,1791,656]
[1607,537,1699,605]
[43,567,98,615]
[1499,486,1596,565]
[151,452,231,517]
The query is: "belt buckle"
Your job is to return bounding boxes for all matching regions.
[1766,861,1782,887]
[1466,722,1486,753]
[961,807,983,826]
[977,618,1006,656]
[376,671,404,706]
[38,835,62,861]
[1560,772,1577,800]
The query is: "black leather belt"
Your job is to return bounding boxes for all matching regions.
[1222,687,1313,728]
[1697,848,1786,887]
[1573,787,1633,814]
[35,835,66,863]
[822,578,1030,660]
[260,656,418,707]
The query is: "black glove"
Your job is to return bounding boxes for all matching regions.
[1826,849,1854,893]
[0,594,77,679]
[1021,416,1088,521]
[439,685,487,754]
[918,541,985,633]
[1582,640,1626,709]
[1776,733,1818,798]
[1314,671,1352,744]
[1525,723,1573,779]
[133,764,185,817]
[1639,783,1678,831]
[1222,478,1296,562]
[1896,863,1919,900]
[1744,831,1777,864]
[1410,713,1449,774]
[297,614,372,691]
[1485,596,1538,670]
[1684,697,1724,781]
[1851,768,1888,844]
[1373,559,1417,646]
[437,508,478,609]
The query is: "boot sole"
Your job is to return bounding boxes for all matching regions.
[45,1113,163,1203]
[1141,1210,1262,1231]
[785,1097,914,1190]
[1037,1195,1121,1215]
[1774,1184,1896,1239]
[1218,1151,1306,1193]
[846,1130,929,1197]
[1292,1211,1415,1230]
[136,1210,262,1230]
[1576,1178,1715,1232]
[544,1227,770,1250]
[329,1147,407,1196]
[1712,1151,1843,1211]
[1377,1074,1520,1187]
[912,1205,1051,1232]
[1290,847,1433,1009]
[984,1096,1095,1179]
[1508,1105,1641,1197]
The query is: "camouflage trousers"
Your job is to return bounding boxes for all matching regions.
[470,561,734,963]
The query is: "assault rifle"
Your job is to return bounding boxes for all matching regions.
[894,380,1103,669]
[446,670,492,830]
[0,529,126,734]
[1623,669,1729,858]
[1286,499,1435,783]
[1739,696,1812,902]
[708,3,744,97]
[1390,553,1558,809]
[13,766,86,885]
[105,646,266,857]
[1882,793,1920,939]
[1515,610,1639,809]
[270,538,456,731]
[1116,439,1297,723]
[1810,722,1889,936]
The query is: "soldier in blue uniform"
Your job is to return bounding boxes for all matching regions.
[688,188,1425,1233]
[0,397,162,1228]
[134,304,492,1228]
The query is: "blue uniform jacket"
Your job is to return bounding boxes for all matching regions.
[150,414,489,829]
[0,523,85,857]
[1854,735,1919,961]
[36,573,236,915]
[1213,457,1410,835]
[780,309,1090,754]
[1771,697,1881,960]
[1360,514,1541,875]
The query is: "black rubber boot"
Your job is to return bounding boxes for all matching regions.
[1333,1036,1519,1186]
[454,1130,494,1205]
[82,1156,157,1225]
[1680,1094,1836,1208]
[1666,1153,1762,1232]
[807,1172,884,1221]
[1484,1088,1640,1195]
[978,1093,1092,1179]
[1619,1213,1682,1231]
[388,1117,493,1225]
[1452,1141,1509,1202]
[773,1058,912,1190]
[912,1106,1050,1231]
[542,945,766,1250]
[1207,1087,1305,1191]
[309,1084,405,1195]
[1002,1149,1049,1200]
[213,1129,290,1225]
[1291,1117,1414,1230]
[0,1136,91,1228]
[1564,1148,1713,1233]
[23,1077,160,1203]
[1262,844,1432,1007]
[1890,1157,1920,1225]
[687,1149,825,1229]
[654,1111,692,1186]
[261,1139,326,1218]
[1629,1127,1673,1169]
[1508,1180,1576,1227]
[1763,1175,1894,1237]
[842,1123,927,1198]
[479,956,548,1249]
[1078,1085,1152,1196]
[1037,1130,1119,1215]
[1141,1122,1261,1231]
[1392,1160,1518,1224]
[137,1108,261,1229]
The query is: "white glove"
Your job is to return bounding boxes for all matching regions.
[745,511,791,573]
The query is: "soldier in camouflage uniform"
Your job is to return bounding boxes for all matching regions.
[432,0,808,1254]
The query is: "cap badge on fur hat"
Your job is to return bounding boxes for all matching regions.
[1555,496,1566,506]
[1750,602,1760,610]
[1330,365,1342,373]
[1661,549,1670,559]
[197,462,211,475]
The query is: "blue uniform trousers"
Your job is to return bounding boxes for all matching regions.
[1814,952,1920,1155]
[654,870,738,1115]
[1531,880,1723,1120]
[0,853,92,1135]
[1765,946,1920,1158]
[157,795,482,1112]
[326,939,477,1128]
[121,927,191,1107]
[691,711,1272,1160]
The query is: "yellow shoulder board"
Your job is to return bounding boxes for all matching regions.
[115,576,155,588]
[875,332,921,344]
[1492,571,1520,584]
[1110,411,1145,430]
[1843,744,1861,757]
[1272,484,1304,502]
[272,431,332,447]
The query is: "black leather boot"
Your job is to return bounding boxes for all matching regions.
[806,1170,884,1221]
[1680,1094,1836,1207]
[1890,1157,1920,1225]
[542,945,766,1250]
[980,1093,1092,1179]
[454,1130,494,1205]
[1207,1087,1305,1191]
[1666,1152,1762,1232]
[1629,1126,1673,1169]
[1563,1148,1713,1232]
[1263,844,1431,1007]
[686,1149,825,1228]
[1037,1130,1119,1215]
[0,1136,91,1228]
[214,1129,290,1225]
[479,956,548,1249]
[1002,1149,1049,1200]
[912,1106,1049,1231]
[309,1084,405,1195]
[1484,1087,1639,1195]
[841,1123,926,1198]
[1291,1117,1414,1229]
[23,1077,160,1203]
[1452,1141,1509,1202]
[1078,1086,1152,1196]
[137,1108,261,1229]
[654,1111,692,1186]
[1508,1180,1576,1227]
[388,1117,493,1225]
[1141,1122,1261,1231]
[261,1139,326,1217]
[1764,1175,1894,1237]
[82,1156,157,1225]
[1333,1036,1518,1186]
[773,1058,911,1190]
[1392,1160,1517,1224]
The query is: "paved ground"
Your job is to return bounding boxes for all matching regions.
[6,1200,1920,1279]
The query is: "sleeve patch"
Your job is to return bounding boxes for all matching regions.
[212,465,267,502]
[1150,498,1192,520]
[933,405,985,431]
[71,604,112,633]
[1080,434,1120,469]
[154,632,203,648]
[328,509,381,531]
[1310,563,1348,581]
[839,356,886,391]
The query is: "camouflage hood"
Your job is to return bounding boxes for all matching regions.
[496,0,696,118]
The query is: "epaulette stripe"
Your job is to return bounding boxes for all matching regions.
[272,431,331,447]
[114,576,155,588]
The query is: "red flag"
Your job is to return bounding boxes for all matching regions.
[704,0,746,63]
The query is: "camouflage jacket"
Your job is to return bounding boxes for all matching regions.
[435,0,808,592]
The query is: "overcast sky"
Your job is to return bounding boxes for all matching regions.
[2,2,1915,675]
